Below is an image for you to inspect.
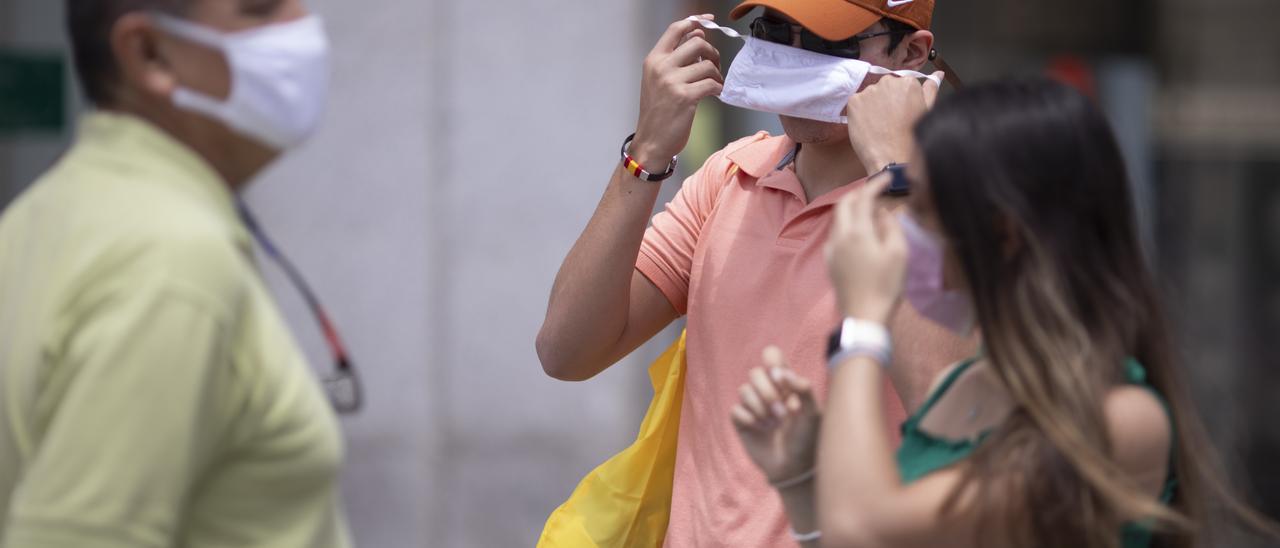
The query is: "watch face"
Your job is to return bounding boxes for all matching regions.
[826,327,842,360]
[887,165,910,196]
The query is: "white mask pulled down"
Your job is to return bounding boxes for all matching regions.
[152,14,331,150]
[687,17,940,124]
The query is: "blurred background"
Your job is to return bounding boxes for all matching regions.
[0,0,1277,546]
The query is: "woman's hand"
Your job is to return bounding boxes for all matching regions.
[826,177,908,325]
[731,346,821,488]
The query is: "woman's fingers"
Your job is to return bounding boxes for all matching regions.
[833,176,893,246]
[763,345,788,383]
[737,347,817,431]
[780,370,818,414]
[832,191,858,242]
[854,176,891,230]
[749,366,787,419]
[761,347,819,417]
[739,382,769,420]
[875,206,906,254]
[731,404,761,430]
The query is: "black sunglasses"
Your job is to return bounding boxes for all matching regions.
[749,16,910,59]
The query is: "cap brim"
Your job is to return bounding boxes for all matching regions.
[729,0,880,41]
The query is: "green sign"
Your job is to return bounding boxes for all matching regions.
[0,50,66,134]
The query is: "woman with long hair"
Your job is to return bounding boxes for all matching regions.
[730,77,1279,547]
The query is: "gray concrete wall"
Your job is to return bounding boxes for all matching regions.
[244,0,680,546]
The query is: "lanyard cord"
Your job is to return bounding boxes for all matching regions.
[236,200,363,414]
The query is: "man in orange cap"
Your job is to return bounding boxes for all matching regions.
[538,1,974,545]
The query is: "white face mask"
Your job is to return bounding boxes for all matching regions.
[688,17,940,124]
[152,14,331,150]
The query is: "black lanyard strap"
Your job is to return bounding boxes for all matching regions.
[237,200,364,414]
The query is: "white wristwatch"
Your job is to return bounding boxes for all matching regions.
[825,317,891,369]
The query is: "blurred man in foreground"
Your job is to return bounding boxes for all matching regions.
[0,1,350,545]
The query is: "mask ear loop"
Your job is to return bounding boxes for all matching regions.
[686,16,745,39]
[929,49,965,89]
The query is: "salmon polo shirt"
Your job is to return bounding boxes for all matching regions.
[637,132,976,547]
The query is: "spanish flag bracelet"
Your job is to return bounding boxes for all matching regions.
[620,133,678,182]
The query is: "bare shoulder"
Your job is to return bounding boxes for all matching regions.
[1104,386,1172,493]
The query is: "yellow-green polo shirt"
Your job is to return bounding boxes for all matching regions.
[0,112,351,548]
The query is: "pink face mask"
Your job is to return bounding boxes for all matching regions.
[896,211,974,335]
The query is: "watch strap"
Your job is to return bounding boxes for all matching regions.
[826,317,891,369]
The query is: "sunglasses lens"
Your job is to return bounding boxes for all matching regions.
[752,18,792,45]
[752,17,864,59]
[801,33,860,59]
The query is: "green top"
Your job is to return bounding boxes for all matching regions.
[0,112,350,548]
[895,357,1175,548]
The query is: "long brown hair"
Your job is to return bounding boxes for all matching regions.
[914,79,1279,547]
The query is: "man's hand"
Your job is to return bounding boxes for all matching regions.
[732,346,821,487]
[631,16,724,168]
[845,72,943,175]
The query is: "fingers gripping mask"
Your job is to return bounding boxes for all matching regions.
[687,17,940,124]
[152,14,331,150]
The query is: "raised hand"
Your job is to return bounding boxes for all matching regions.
[845,72,943,175]
[630,16,724,168]
[825,176,908,325]
[731,346,821,486]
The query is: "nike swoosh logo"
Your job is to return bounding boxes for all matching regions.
[886,0,914,6]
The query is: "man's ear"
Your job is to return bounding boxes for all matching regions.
[110,12,178,103]
[897,30,934,71]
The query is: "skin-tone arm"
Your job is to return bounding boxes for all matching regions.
[818,179,984,545]
[844,74,944,411]
[537,17,724,381]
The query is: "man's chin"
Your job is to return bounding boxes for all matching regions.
[778,115,848,144]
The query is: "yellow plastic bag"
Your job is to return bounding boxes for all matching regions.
[537,331,687,548]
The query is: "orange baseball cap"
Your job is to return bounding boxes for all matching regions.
[729,0,934,41]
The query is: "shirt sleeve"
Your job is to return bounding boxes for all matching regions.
[2,278,241,548]
[636,148,740,315]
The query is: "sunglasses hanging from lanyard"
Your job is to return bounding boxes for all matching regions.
[237,201,364,414]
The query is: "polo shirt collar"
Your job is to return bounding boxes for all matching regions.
[76,111,246,243]
[726,133,869,208]
[726,133,796,180]
[724,135,807,200]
